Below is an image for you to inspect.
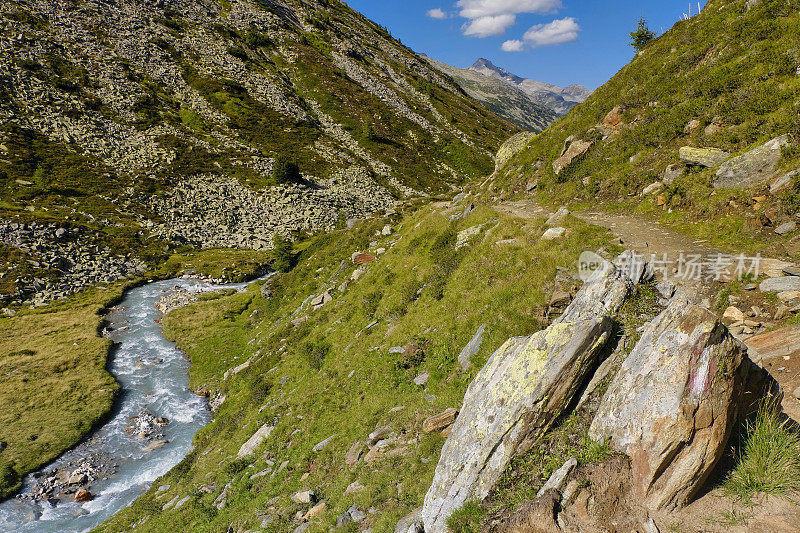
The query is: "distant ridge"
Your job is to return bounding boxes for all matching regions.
[469,58,591,115]
[423,55,559,132]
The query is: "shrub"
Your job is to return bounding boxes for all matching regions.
[272,156,302,185]
[629,17,656,53]
[301,340,330,371]
[723,398,800,502]
[271,234,295,273]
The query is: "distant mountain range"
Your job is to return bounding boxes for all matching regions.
[422,55,558,132]
[423,56,590,131]
[469,58,592,116]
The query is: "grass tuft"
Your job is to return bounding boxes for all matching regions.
[723,398,800,503]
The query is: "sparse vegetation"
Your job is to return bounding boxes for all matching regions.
[723,398,800,502]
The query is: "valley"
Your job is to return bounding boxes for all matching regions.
[1,0,800,532]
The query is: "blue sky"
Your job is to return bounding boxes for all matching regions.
[344,1,706,89]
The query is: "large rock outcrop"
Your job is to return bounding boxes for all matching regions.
[590,295,748,511]
[714,135,790,189]
[420,262,633,532]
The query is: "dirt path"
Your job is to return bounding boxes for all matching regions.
[495,199,718,296]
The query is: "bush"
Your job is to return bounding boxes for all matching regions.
[0,462,21,499]
[723,398,800,502]
[271,234,295,273]
[301,340,330,371]
[272,156,302,185]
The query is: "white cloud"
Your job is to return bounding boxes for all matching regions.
[463,14,517,37]
[455,0,562,37]
[522,17,580,46]
[457,0,561,18]
[501,39,525,51]
[427,8,448,20]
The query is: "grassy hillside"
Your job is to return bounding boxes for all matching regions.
[494,0,800,253]
[94,202,617,532]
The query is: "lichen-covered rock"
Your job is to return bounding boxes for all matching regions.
[679,147,730,167]
[494,131,537,173]
[420,317,613,532]
[590,295,748,511]
[714,135,790,189]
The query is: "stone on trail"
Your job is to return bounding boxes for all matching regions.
[590,295,749,511]
[679,146,729,167]
[759,276,800,293]
[421,316,613,532]
[237,424,274,459]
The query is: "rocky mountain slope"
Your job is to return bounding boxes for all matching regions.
[469,58,591,116]
[422,55,558,132]
[0,0,516,306]
[494,0,800,255]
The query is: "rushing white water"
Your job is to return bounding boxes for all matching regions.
[0,277,255,532]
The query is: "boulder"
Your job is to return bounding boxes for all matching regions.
[541,227,567,240]
[641,181,663,196]
[775,221,796,235]
[590,295,748,511]
[536,457,577,498]
[759,276,800,292]
[770,170,797,195]
[422,408,458,433]
[395,507,423,533]
[553,140,593,175]
[745,324,800,362]
[421,316,613,531]
[662,163,684,185]
[679,147,729,167]
[237,424,274,459]
[723,306,746,323]
[546,206,570,226]
[495,131,537,173]
[714,135,791,189]
[457,324,486,371]
[75,490,93,503]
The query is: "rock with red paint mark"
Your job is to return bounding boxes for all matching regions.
[590,294,749,511]
[351,252,376,265]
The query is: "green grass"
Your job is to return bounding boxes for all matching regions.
[723,399,800,503]
[94,202,616,532]
[446,501,486,533]
[0,284,124,499]
[486,412,610,515]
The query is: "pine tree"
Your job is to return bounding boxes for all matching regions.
[629,17,657,53]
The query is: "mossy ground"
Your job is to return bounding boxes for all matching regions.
[495,0,800,255]
[94,201,616,532]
